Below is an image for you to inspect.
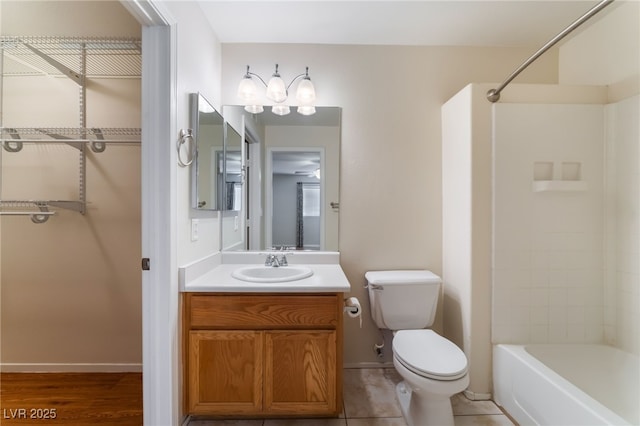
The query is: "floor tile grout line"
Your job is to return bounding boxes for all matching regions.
[345,415,406,419]
[454,413,510,417]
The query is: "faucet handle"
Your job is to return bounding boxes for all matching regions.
[279,254,288,266]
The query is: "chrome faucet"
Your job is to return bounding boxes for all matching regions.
[265,254,278,267]
[265,252,288,267]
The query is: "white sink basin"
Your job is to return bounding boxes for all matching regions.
[231,265,314,283]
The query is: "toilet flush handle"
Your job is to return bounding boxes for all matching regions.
[365,283,384,291]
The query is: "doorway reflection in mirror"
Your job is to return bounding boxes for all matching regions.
[271,150,322,250]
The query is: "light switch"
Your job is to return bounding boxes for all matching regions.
[191,219,199,241]
[234,215,239,231]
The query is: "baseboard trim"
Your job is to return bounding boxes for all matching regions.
[463,389,492,401]
[1,363,143,373]
[343,361,394,369]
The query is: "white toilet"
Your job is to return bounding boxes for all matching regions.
[365,270,469,426]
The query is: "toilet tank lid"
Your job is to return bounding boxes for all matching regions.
[365,270,441,285]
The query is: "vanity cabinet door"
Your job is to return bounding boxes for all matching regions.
[188,330,263,415]
[183,293,343,417]
[264,330,337,415]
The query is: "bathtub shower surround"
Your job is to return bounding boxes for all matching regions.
[492,96,639,353]
[491,94,639,426]
[494,344,639,425]
[493,103,606,345]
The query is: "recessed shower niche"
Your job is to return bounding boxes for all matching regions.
[532,160,588,192]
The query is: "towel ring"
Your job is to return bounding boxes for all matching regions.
[177,128,195,167]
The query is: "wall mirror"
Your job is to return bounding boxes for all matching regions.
[224,123,243,211]
[221,106,341,251]
[190,93,224,211]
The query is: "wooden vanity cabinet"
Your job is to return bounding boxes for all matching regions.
[184,293,343,417]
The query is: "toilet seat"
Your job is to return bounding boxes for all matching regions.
[392,329,468,381]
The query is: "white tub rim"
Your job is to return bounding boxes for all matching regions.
[493,343,636,426]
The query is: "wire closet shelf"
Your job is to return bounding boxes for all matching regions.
[0,36,142,223]
[1,36,141,78]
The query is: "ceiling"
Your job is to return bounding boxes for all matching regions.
[197,0,611,47]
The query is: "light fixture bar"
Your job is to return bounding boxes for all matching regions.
[237,64,316,115]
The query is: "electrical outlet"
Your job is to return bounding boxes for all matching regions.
[191,219,199,241]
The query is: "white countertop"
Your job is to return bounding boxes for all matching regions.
[179,252,351,293]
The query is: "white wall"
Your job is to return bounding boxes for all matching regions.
[441,85,475,391]
[604,95,639,355]
[560,1,640,96]
[1,1,142,370]
[166,2,223,267]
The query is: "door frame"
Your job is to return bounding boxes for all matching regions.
[119,1,179,424]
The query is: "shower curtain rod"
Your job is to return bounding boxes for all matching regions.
[487,0,614,103]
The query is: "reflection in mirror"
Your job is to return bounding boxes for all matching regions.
[224,123,243,211]
[190,93,224,210]
[221,106,340,251]
[269,150,322,250]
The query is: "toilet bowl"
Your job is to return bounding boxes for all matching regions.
[392,329,469,426]
[365,270,469,426]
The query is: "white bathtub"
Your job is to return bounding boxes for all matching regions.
[493,344,639,426]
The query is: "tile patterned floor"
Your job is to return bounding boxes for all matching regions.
[187,368,516,426]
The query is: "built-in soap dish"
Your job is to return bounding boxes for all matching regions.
[532,180,588,192]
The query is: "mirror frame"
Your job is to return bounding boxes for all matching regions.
[190,93,224,211]
[223,122,243,212]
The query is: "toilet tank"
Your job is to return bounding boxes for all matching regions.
[365,270,441,330]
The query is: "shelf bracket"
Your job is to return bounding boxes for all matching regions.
[21,42,83,86]
[48,200,85,214]
[34,128,83,151]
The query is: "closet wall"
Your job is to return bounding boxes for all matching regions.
[0,1,142,370]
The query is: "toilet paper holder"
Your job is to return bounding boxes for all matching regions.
[343,297,362,327]
[343,297,360,314]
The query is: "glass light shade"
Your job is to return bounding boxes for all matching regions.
[266,76,287,103]
[244,104,264,114]
[297,105,316,116]
[271,104,291,116]
[296,78,316,104]
[237,77,258,102]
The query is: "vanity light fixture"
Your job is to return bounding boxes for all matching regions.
[237,64,316,116]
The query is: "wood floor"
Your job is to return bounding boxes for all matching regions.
[0,373,142,425]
